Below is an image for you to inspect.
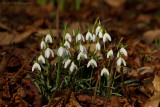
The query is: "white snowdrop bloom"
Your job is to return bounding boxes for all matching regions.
[119,48,127,57]
[92,34,97,42]
[107,50,113,58]
[57,47,66,57]
[117,57,126,66]
[45,48,54,58]
[87,59,97,68]
[96,42,101,51]
[38,55,45,64]
[99,32,103,38]
[76,33,85,42]
[65,33,72,42]
[45,34,52,43]
[117,52,120,58]
[64,41,70,49]
[77,52,87,60]
[70,62,77,72]
[64,59,71,68]
[40,41,46,49]
[32,62,41,72]
[103,33,111,42]
[79,45,87,53]
[96,26,101,35]
[101,68,109,76]
[86,32,92,41]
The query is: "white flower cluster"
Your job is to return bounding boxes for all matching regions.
[32,23,127,77]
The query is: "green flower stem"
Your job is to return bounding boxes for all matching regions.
[90,69,93,85]
[104,43,106,57]
[56,56,61,87]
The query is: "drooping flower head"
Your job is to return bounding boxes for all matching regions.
[117,47,127,58]
[117,57,126,66]
[107,49,113,58]
[32,62,41,72]
[70,62,77,72]
[65,33,72,42]
[45,47,54,58]
[101,68,109,76]
[87,58,97,68]
[38,54,45,64]
[103,32,111,42]
[64,41,70,49]
[57,45,66,57]
[40,39,46,49]
[77,52,87,60]
[76,33,85,43]
[96,42,101,51]
[92,34,97,42]
[86,31,93,41]
[45,34,52,43]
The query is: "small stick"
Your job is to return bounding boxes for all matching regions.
[104,60,115,107]
[91,71,100,107]
[63,68,79,105]
[120,67,130,104]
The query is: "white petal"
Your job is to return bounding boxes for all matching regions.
[70,62,77,72]
[117,57,122,66]
[122,58,126,66]
[103,33,111,42]
[96,43,101,51]
[101,68,109,76]
[45,48,50,58]
[40,41,46,49]
[64,59,71,68]
[107,50,113,58]
[96,26,101,35]
[45,34,52,43]
[38,55,45,64]
[65,33,72,42]
[77,52,81,60]
[92,34,97,42]
[92,59,97,67]
[87,60,91,68]
[57,47,65,57]
[117,52,120,58]
[64,41,70,49]
[99,32,103,38]
[120,48,127,57]
[32,63,41,72]
[103,35,107,42]
[86,32,92,41]
[50,49,54,57]
[76,33,85,42]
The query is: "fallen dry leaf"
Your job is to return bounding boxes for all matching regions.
[105,0,126,7]
[142,29,160,44]
[153,74,160,92]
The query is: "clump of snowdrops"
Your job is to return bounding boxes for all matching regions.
[26,19,138,101]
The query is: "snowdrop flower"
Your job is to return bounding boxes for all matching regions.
[107,50,113,58]
[86,32,92,41]
[103,33,111,42]
[64,41,70,49]
[38,55,45,64]
[45,48,54,58]
[99,32,103,38]
[65,33,72,42]
[40,40,46,49]
[119,48,127,57]
[87,59,97,68]
[92,34,97,42]
[70,62,77,72]
[45,34,52,43]
[79,45,87,53]
[96,26,101,35]
[32,62,41,72]
[101,68,109,76]
[57,46,66,57]
[96,42,101,51]
[64,58,71,68]
[76,33,85,42]
[77,52,87,60]
[117,57,126,66]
